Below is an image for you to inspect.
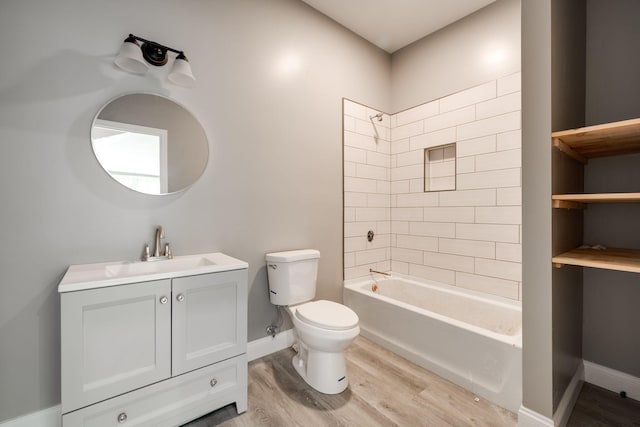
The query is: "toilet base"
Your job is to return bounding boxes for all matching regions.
[292,348,349,394]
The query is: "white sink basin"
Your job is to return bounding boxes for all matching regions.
[58,252,248,293]
[105,256,215,278]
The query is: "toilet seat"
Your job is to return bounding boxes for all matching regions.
[295,300,359,331]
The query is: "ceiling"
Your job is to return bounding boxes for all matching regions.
[300,0,497,53]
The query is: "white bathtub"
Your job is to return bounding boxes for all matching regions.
[343,274,522,412]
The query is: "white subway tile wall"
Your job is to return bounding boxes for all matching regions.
[343,100,391,280]
[343,72,522,300]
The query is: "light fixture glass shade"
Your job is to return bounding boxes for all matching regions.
[168,55,195,87]
[114,40,148,74]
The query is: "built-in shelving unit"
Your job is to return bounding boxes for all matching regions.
[552,118,640,271]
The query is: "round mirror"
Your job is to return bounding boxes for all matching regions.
[91,93,208,195]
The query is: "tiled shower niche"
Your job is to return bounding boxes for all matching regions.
[343,72,522,301]
[424,143,456,192]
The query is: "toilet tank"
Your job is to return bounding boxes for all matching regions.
[265,249,320,306]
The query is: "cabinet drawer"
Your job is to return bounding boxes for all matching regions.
[63,354,247,427]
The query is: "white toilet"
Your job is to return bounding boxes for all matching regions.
[265,249,360,394]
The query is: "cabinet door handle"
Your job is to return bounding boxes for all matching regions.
[176,293,185,302]
[117,412,127,423]
[159,296,168,305]
[210,378,218,387]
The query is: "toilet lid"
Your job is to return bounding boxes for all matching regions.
[295,300,359,331]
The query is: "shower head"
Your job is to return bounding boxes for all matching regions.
[369,113,383,122]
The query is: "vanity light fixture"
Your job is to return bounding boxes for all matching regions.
[114,34,195,87]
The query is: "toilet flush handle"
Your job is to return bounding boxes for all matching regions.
[268,264,277,270]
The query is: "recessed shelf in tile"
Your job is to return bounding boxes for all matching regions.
[424,143,456,192]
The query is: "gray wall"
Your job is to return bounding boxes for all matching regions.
[390,0,520,112]
[522,0,554,417]
[0,0,390,421]
[582,0,640,378]
[550,0,586,412]
[522,0,587,417]
[583,0,640,377]
[586,0,640,125]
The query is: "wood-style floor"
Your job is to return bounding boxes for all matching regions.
[567,382,640,427]
[184,336,517,427]
[185,336,640,426]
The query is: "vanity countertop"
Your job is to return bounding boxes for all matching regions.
[58,252,248,293]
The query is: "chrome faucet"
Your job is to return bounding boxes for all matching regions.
[141,226,173,261]
[153,226,164,257]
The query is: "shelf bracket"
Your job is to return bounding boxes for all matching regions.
[553,263,565,269]
[553,138,588,164]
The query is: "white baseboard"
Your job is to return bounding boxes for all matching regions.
[518,363,583,427]
[0,405,60,427]
[518,405,554,427]
[552,362,584,427]
[518,363,584,427]
[584,360,640,401]
[519,360,640,427]
[247,328,295,362]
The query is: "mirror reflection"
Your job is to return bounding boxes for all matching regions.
[91,93,208,195]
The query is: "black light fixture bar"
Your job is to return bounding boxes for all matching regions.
[125,34,186,67]
[127,34,184,56]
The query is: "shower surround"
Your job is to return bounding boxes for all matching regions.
[343,72,522,301]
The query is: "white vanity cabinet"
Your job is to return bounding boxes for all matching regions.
[59,253,248,427]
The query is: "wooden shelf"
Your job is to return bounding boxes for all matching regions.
[552,118,640,274]
[552,192,640,209]
[552,247,640,273]
[552,117,640,163]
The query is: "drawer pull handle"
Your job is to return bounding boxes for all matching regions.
[159,296,168,304]
[176,293,185,302]
[117,412,127,423]
[210,378,218,387]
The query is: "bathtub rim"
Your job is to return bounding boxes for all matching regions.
[343,272,522,348]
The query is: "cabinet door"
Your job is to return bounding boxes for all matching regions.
[172,269,247,376]
[61,280,171,413]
